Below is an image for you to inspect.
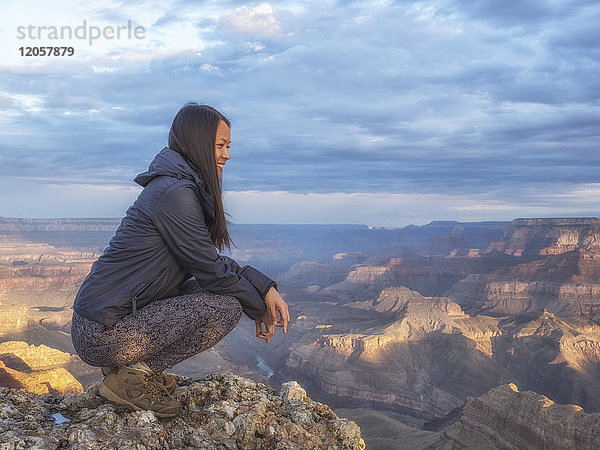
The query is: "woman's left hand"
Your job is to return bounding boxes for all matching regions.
[254,287,290,343]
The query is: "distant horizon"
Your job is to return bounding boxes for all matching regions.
[2,215,599,230]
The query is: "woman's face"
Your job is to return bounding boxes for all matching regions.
[215,120,231,179]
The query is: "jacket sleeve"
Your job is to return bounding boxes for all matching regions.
[152,183,266,320]
[221,256,278,299]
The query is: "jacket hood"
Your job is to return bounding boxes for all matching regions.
[134,147,202,187]
[134,147,216,224]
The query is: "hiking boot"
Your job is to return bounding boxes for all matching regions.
[102,366,177,393]
[99,362,182,418]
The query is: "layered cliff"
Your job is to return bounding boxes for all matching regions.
[277,261,353,288]
[0,235,96,308]
[448,250,600,317]
[0,372,364,449]
[442,218,600,317]
[320,251,515,302]
[339,383,600,449]
[280,287,508,419]
[420,383,600,449]
[488,218,600,257]
[280,285,600,419]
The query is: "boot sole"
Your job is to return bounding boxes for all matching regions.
[99,382,180,418]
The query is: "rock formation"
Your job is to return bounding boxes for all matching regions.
[277,284,600,419]
[0,303,75,353]
[339,383,600,449]
[448,219,600,317]
[0,235,97,308]
[0,361,82,395]
[0,304,99,391]
[488,218,600,257]
[28,306,74,332]
[0,372,365,449]
[280,287,508,419]
[0,341,77,370]
[320,250,516,301]
[421,383,600,449]
[0,341,83,394]
[277,261,352,288]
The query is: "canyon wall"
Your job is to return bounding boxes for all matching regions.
[0,235,96,308]
[488,218,600,257]
[420,383,600,449]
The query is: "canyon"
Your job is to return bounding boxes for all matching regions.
[1,217,600,448]
[268,219,600,413]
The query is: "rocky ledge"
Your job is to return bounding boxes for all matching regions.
[0,372,365,449]
[423,383,600,449]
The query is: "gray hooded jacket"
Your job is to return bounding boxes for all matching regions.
[73,147,275,327]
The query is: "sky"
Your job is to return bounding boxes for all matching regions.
[1,0,599,227]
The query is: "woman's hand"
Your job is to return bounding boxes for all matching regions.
[254,287,290,343]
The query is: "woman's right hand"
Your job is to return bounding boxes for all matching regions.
[254,287,290,343]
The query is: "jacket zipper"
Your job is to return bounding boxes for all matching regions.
[131,269,165,315]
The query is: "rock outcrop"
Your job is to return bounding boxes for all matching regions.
[0,341,83,394]
[0,372,365,449]
[0,361,82,395]
[0,341,77,370]
[339,383,600,449]
[422,383,600,449]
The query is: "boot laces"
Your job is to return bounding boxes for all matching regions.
[144,372,171,400]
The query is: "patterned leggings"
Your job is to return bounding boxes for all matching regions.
[70,279,242,373]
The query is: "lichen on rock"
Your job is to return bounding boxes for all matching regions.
[0,371,365,449]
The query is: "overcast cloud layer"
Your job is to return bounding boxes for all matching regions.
[1,0,599,226]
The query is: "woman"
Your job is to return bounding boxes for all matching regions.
[71,103,290,418]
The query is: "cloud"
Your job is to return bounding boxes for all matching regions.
[220,3,281,37]
[1,0,599,223]
[152,13,184,28]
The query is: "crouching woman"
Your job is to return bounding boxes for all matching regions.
[71,103,290,418]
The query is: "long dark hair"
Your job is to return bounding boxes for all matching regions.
[168,102,232,252]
